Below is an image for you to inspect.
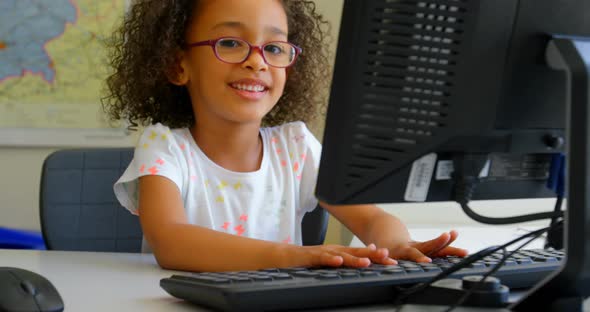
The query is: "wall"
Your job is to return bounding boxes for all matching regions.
[309,0,345,245]
[0,148,56,229]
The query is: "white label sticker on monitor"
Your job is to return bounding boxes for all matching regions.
[435,160,454,180]
[404,153,437,202]
[435,159,491,180]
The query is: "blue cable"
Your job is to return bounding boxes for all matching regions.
[545,153,565,249]
[546,153,565,197]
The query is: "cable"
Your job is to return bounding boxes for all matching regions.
[443,227,549,312]
[458,199,563,225]
[544,153,565,249]
[545,195,564,249]
[393,245,502,304]
[392,222,559,309]
[452,154,564,225]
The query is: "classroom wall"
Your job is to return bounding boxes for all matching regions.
[0,148,56,230]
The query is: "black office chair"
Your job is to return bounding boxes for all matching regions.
[40,148,329,252]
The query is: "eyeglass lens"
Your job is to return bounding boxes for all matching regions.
[215,38,296,67]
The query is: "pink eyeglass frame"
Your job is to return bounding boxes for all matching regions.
[185,37,303,68]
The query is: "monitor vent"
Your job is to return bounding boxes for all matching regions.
[346,0,467,185]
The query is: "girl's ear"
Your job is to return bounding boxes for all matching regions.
[167,52,190,86]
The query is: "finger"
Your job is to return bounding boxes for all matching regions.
[412,232,452,256]
[346,245,397,265]
[338,244,384,258]
[363,247,397,265]
[318,252,344,267]
[428,230,461,256]
[449,230,459,241]
[431,246,469,258]
[372,255,398,265]
[323,245,374,267]
[390,246,431,263]
[336,251,371,267]
[427,230,459,256]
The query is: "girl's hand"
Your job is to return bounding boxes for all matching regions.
[299,243,397,268]
[387,230,469,263]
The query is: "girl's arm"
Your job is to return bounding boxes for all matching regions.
[138,175,390,272]
[319,201,468,262]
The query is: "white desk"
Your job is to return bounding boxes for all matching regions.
[0,249,205,312]
[2,249,589,312]
[350,225,547,253]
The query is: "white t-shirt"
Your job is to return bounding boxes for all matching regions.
[114,121,322,251]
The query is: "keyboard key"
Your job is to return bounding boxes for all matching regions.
[502,260,518,266]
[517,258,534,265]
[293,271,320,278]
[535,256,559,262]
[423,267,442,273]
[404,267,423,273]
[279,267,308,273]
[268,273,293,280]
[313,269,339,274]
[316,274,340,280]
[468,262,486,269]
[250,276,273,281]
[340,272,360,278]
[360,271,380,277]
[382,269,406,275]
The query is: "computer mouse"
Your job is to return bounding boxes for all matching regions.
[0,267,64,312]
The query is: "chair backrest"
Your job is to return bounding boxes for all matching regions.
[40,148,141,252]
[40,148,329,252]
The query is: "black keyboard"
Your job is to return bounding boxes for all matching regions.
[160,248,563,311]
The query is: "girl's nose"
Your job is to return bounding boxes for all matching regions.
[242,47,269,72]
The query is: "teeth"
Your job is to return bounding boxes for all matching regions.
[232,83,266,92]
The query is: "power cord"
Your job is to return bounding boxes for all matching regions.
[442,226,550,312]
[545,153,565,249]
[452,154,563,224]
[392,220,562,310]
[545,195,564,249]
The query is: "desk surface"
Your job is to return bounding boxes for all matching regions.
[2,249,589,312]
[0,249,202,312]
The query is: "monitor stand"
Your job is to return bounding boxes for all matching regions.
[512,36,590,311]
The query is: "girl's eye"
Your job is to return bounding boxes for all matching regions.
[218,39,243,48]
[264,44,285,55]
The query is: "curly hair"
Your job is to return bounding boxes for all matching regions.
[102,0,331,130]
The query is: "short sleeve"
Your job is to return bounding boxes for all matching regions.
[114,123,185,215]
[296,123,322,214]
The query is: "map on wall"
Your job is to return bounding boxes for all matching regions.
[0,0,127,136]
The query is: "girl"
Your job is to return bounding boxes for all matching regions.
[104,0,468,272]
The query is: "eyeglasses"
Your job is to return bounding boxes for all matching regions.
[185,37,302,68]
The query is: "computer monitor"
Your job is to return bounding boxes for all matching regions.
[316,0,589,309]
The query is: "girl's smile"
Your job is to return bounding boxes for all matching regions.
[228,78,270,101]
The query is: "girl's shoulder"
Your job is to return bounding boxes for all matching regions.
[264,121,310,137]
[139,122,190,141]
[262,121,320,150]
[135,123,192,156]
